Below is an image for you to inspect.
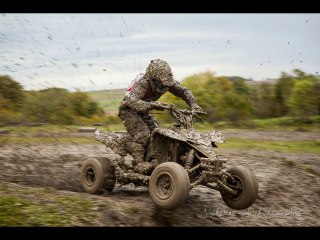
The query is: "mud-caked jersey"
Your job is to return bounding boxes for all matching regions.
[120,73,199,113]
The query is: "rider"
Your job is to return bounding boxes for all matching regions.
[118,59,202,174]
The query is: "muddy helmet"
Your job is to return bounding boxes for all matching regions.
[145,59,174,86]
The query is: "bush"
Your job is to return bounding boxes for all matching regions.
[0,109,24,125]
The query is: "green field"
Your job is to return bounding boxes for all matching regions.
[0,134,318,154]
[0,184,94,226]
[218,139,320,154]
[87,89,125,113]
[0,115,319,135]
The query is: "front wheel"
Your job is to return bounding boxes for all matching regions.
[220,166,259,210]
[149,162,190,209]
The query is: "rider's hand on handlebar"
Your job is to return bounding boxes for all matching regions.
[192,105,207,115]
[192,105,205,114]
[149,101,172,111]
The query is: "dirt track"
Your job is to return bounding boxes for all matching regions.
[0,131,319,226]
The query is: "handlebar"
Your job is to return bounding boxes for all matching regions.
[153,102,206,129]
[168,105,207,116]
[154,102,206,115]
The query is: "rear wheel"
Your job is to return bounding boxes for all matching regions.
[220,166,259,210]
[80,157,116,194]
[149,162,190,209]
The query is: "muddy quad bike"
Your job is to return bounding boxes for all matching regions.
[80,102,259,210]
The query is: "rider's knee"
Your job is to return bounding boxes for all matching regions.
[134,131,150,145]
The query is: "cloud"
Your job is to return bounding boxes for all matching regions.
[0,14,319,91]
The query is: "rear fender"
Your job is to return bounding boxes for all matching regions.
[151,128,187,142]
[94,129,131,157]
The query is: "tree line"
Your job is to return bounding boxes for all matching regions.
[159,69,320,123]
[1,68,319,126]
[0,75,104,125]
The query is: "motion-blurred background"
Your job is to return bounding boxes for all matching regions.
[0,14,319,226]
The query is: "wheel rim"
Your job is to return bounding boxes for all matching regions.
[154,172,174,200]
[84,167,96,186]
[226,175,243,200]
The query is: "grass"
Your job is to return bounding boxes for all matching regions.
[0,136,97,145]
[0,125,81,134]
[1,134,319,155]
[0,182,151,226]
[0,124,126,135]
[1,116,318,134]
[250,116,320,131]
[196,116,320,131]
[0,116,318,150]
[87,89,125,113]
[218,138,320,154]
[99,124,125,131]
[98,98,122,112]
[161,116,320,132]
[0,184,94,226]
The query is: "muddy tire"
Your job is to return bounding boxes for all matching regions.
[220,166,259,210]
[80,157,116,194]
[149,162,190,209]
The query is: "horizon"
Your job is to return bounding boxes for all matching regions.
[11,72,285,93]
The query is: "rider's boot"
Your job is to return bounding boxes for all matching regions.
[130,142,156,175]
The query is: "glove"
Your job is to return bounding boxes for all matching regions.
[192,105,203,113]
[149,101,172,111]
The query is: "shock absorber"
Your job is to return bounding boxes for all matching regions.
[184,149,195,169]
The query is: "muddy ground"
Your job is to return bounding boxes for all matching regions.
[0,130,319,226]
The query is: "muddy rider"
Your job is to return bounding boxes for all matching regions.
[118,59,202,174]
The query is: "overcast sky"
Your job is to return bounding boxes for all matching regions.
[0,14,319,91]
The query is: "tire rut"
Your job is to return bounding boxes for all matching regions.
[0,142,319,226]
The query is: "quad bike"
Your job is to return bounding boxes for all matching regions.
[80,102,259,210]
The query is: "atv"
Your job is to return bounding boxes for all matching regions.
[80,102,259,210]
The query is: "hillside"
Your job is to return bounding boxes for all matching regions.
[86,78,278,114]
[87,89,126,114]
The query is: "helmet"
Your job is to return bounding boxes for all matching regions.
[145,59,174,86]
